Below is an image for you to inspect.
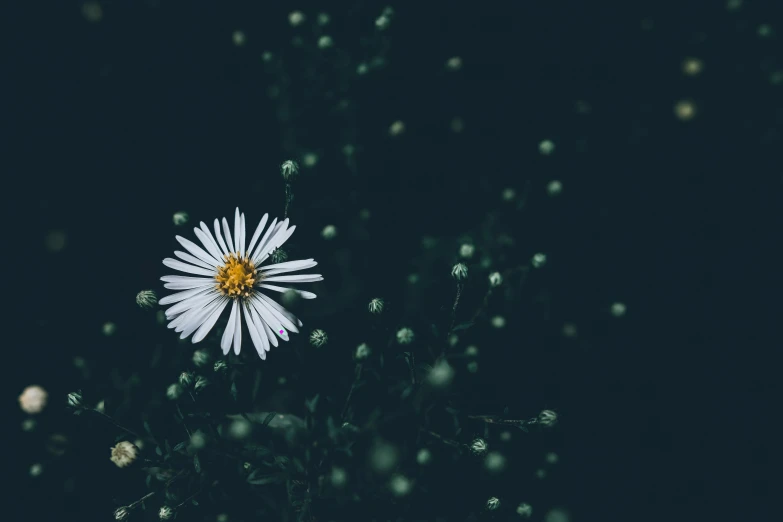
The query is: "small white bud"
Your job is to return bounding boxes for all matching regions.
[610,302,627,317]
[330,467,347,488]
[262,51,273,62]
[416,448,432,466]
[375,14,391,30]
[451,263,468,280]
[389,474,412,496]
[166,384,182,400]
[114,507,130,520]
[487,497,501,511]
[516,503,533,518]
[194,376,210,392]
[502,187,516,201]
[190,431,206,450]
[354,343,371,361]
[538,139,555,155]
[396,327,414,345]
[136,290,158,309]
[228,418,252,440]
[270,248,287,263]
[214,360,228,373]
[465,345,479,357]
[368,298,384,314]
[29,463,43,477]
[531,253,547,268]
[19,385,48,414]
[110,441,139,468]
[545,452,559,464]
[538,409,558,427]
[102,322,116,336]
[427,359,454,388]
[321,224,337,240]
[674,99,697,121]
[446,56,463,71]
[546,180,563,196]
[232,30,246,46]
[317,35,333,49]
[192,349,210,367]
[484,451,507,472]
[310,329,328,347]
[288,11,305,27]
[471,438,488,455]
[389,120,405,136]
[459,243,475,259]
[280,159,299,180]
[356,62,369,75]
[489,272,503,287]
[159,506,174,520]
[172,211,189,226]
[491,315,506,328]
[302,152,318,167]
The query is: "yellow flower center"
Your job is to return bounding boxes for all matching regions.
[215,254,257,298]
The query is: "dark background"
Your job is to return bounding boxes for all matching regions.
[6,1,778,521]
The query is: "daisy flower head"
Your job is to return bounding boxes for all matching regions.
[159,208,323,360]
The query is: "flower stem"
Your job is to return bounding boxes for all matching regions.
[89,409,143,440]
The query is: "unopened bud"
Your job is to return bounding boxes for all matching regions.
[310,329,328,347]
[280,160,299,181]
[451,263,468,280]
[136,290,158,309]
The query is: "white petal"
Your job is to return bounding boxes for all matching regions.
[257,312,278,348]
[192,298,229,343]
[163,258,215,277]
[263,274,323,283]
[257,225,296,264]
[159,286,215,306]
[233,303,242,355]
[250,217,278,262]
[260,258,317,277]
[248,302,277,348]
[180,296,224,338]
[213,219,230,256]
[244,303,268,359]
[222,217,235,255]
[255,220,290,263]
[250,296,289,341]
[234,208,241,254]
[194,224,225,263]
[246,213,269,256]
[254,295,299,334]
[258,283,317,299]
[221,300,238,355]
[176,236,220,267]
[174,250,214,271]
[165,290,219,319]
[240,213,247,257]
[257,292,303,328]
[169,294,217,330]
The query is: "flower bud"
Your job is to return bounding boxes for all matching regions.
[487,497,501,511]
[451,263,468,280]
[416,448,432,466]
[538,139,555,155]
[489,272,503,287]
[538,409,558,427]
[354,343,371,361]
[136,290,158,309]
[270,248,288,263]
[531,253,547,268]
[280,160,299,181]
[484,451,507,472]
[179,371,194,387]
[389,474,412,497]
[470,438,488,455]
[309,329,328,347]
[19,385,48,414]
[110,441,139,468]
[459,243,475,259]
[172,211,189,226]
[368,298,384,314]
[288,11,305,27]
[114,507,130,521]
[214,360,228,373]
[321,225,337,240]
[159,506,174,520]
[166,384,183,400]
[192,349,210,367]
[396,327,414,345]
[67,391,83,408]
[610,302,627,317]
[194,376,210,392]
[516,503,533,518]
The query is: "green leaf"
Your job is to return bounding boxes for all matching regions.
[143,421,153,435]
[453,321,474,331]
[155,446,163,456]
[193,454,201,473]
[304,394,319,413]
[192,499,199,506]
[262,412,277,427]
[230,382,238,401]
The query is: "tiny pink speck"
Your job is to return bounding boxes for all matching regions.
[279,330,284,334]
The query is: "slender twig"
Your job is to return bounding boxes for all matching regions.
[340,364,363,420]
[89,409,143,440]
[421,428,460,447]
[128,491,156,508]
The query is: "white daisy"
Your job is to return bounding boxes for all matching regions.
[159,208,323,359]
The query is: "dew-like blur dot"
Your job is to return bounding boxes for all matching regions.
[546,180,563,196]
[81,1,103,22]
[681,57,704,76]
[45,230,67,252]
[611,302,627,317]
[232,30,246,46]
[450,117,465,133]
[562,322,578,338]
[389,120,405,136]
[545,508,571,522]
[674,100,697,121]
[102,322,117,336]
[538,139,555,155]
